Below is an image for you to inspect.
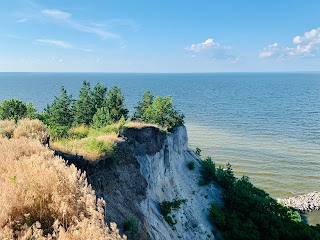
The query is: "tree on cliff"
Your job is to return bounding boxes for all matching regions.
[0,99,37,122]
[133,91,154,120]
[143,96,184,130]
[92,82,107,111]
[74,81,95,125]
[92,86,128,128]
[44,86,75,129]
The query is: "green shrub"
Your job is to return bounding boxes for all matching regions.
[209,204,226,230]
[195,147,201,157]
[205,161,320,240]
[50,125,69,140]
[215,163,236,190]
[160,199,187,227]
[123,217,139,235]
[86,138,114,154]
[199,157,216,185]
[0,99,35,122]
[68,125,90,139]
[187,160,195,170]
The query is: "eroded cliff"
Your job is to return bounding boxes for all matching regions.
[57,125,221,240]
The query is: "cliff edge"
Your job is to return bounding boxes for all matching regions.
[57,125,222,240]
[133,125,222,240]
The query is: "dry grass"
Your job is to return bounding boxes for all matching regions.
[0,137,126,240]
[0,120,16,138]
[13,119,49,144]
[124,121,159,129]
[0,119,49,144]
[68,125,90,139]
[51,133,124,161]
[96,132,122,142]
[50,121,164,161]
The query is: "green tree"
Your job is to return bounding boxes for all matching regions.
[44,86,74,128]
[199,157,216,185]
[206,162,320,240]
[143,96,184,130]
[105,87,128,122]
[0,99,28,122]
[216,163,236,190]
[92,87,128,128]
[74,81,95,125]
[133,91,154,120]
[92,107,110,129]
[92,82,107,111]
[26,102,37,119]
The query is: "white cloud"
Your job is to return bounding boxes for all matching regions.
[259,43,279,58]
[67,21,119,39]
[185,38,237,61]
[41,8,119,39]
[42,9,71,19]
[36,39,73,48]
[293,36,302,44]
[91,19,139,32]
[17,18,28,23]
[259,27,320,59]
[287,28,320,56]
[185,38,223,52]
[36,39,94,52]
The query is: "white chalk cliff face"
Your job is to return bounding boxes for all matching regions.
[136,126,222,240]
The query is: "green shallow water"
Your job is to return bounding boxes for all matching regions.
[186,123,320,198]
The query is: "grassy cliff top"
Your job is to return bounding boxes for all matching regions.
[50,121,162,161]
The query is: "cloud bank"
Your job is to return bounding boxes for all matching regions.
[259,27,320,58]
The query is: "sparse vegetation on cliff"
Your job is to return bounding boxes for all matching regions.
[160,199,187,227]
[187,160,195,170]
[51,130,122,161]
[195,148,320,240]
[36,82,182,161]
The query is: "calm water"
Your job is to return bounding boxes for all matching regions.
[0,72,319,200]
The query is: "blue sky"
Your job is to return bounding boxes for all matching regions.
[1,0,320,72]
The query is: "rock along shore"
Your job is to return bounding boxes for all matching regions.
[282,192,320,213]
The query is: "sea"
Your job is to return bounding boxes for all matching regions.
[0,72,319,224]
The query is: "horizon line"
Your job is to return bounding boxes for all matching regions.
[0,71,320,74]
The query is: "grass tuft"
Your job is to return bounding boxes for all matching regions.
[13,119,49,144]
